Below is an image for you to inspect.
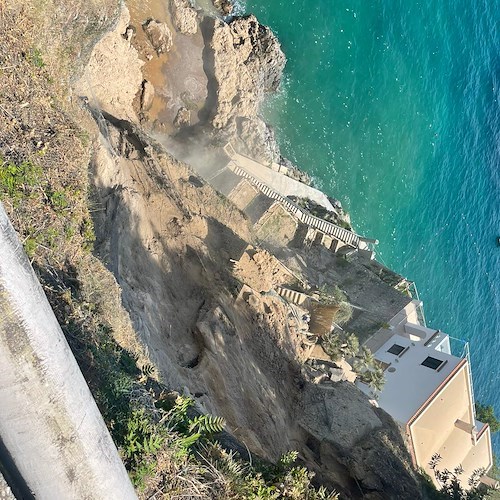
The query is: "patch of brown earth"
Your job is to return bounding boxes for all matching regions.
[126,0,208,130]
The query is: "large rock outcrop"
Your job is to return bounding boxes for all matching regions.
[210,15,286,163]
[75,6,143,122]
[211,15,285,127]
[298,383,422,499]
[90,113,425,499]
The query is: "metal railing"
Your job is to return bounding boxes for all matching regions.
[228,162,361,248]
[448,336,475,418]
[409,282,427,327]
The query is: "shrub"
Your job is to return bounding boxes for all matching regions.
[27,47,45,68]
[0,157,43,200]
[322,330,359,361]
[316,285,353,325]
[475,403,500,433]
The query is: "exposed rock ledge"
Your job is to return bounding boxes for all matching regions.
[209,15,286,164]
[75,6,143,122]
[171,0,198,35]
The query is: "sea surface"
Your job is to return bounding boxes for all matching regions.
[240,0,500,453]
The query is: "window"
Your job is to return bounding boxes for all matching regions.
[387,344,405,355]
[421,356,444,370]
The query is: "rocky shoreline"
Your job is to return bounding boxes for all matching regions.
[0,0,427,498]
[73,2,424,497]
[115,0,312,182]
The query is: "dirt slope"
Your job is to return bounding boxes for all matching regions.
[0,0,427,497]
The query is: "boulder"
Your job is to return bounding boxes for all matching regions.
[123,25,135,43]
[212,0,233,15]
[171,0,198,35]
[173,107,191,127]
[143,19,173,55]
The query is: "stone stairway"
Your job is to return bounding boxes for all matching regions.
[229,163,360,248]
[276,285,311,306]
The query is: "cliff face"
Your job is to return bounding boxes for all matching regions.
[88,110,423,499]
[210,15,285,128]
[78,4,424,498]
[209,15,285,164]
[1,0,427,498]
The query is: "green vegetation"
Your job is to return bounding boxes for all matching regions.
[0,155,94,259]
[428,453,490,499]
[48,188,69,211]
[475,402,500,433]
[322,330,359,361]
[317,285,353,325]
[353,346,386,395]
[321,329,386,396]
[0,158,43,201]
[27,47,45,68]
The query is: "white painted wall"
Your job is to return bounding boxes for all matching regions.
[0,204,137,499]
[360,333,461,423]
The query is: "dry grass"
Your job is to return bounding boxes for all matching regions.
[0,1,147,361]
[0,4,92,264]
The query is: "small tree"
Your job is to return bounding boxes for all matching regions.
[358,366,385,394]
[352,346,386,396]
[475,403,500,433]
[322,331,359,361]
[429,453,488,499]
[353,346,375,371]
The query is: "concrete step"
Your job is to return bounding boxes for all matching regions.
[229,162,360,248]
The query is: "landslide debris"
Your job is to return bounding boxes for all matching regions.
[0,1,429,498]
[143,18,173,55]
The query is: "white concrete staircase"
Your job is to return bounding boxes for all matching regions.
[229,163,360,248]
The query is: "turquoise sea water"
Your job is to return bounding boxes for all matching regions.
[241,0,500,453]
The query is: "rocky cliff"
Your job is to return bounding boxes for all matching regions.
[207,15,285,164]
[0,0,429,498]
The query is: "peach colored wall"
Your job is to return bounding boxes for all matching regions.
[410,363,472,467]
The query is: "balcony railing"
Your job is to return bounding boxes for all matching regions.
[448,338,475,417]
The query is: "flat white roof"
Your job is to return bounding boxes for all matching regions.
[361,333,463,423]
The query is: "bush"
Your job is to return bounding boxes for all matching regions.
[475,403,500,433]
[0,157,43,200]
[322,330,359,361]
[316,285,353,325]
[429,453,489,499]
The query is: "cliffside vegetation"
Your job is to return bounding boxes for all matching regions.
[475,403,500,434]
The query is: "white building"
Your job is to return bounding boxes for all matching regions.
[359,300,494,489]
